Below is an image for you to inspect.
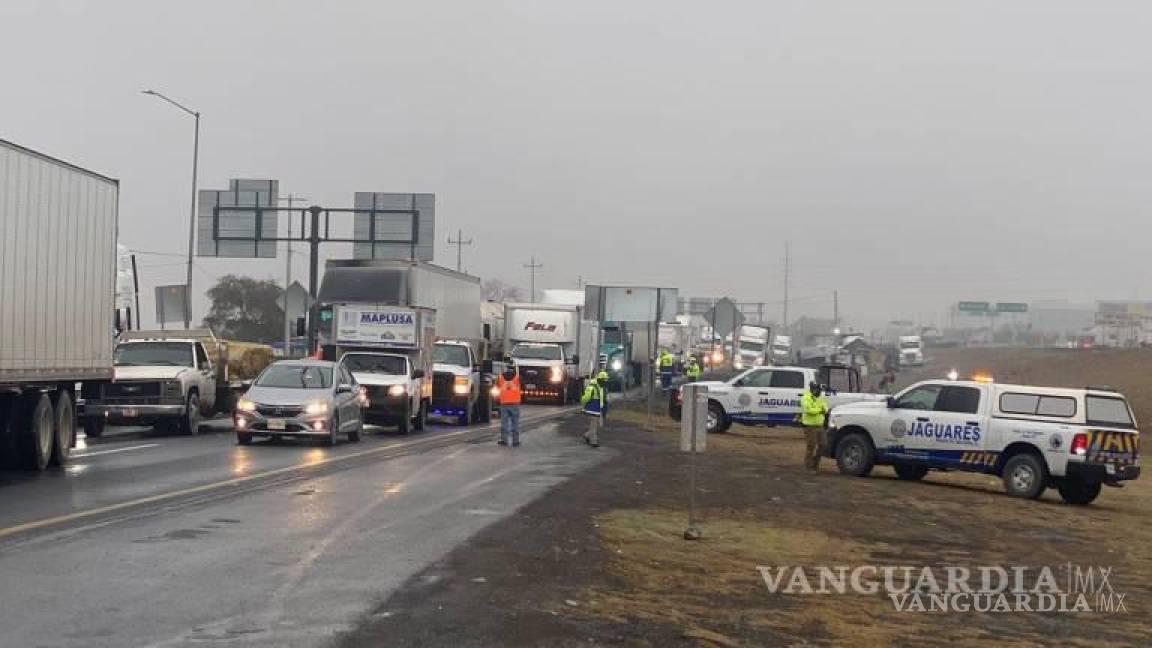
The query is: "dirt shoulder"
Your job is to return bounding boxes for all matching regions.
[338,355,1151,647]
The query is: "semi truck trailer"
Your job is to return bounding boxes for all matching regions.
[0,139,119,469]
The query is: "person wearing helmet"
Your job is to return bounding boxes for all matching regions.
[799,381,830,471]
[581,372,609,447]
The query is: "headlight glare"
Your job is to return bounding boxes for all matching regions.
[304,401,328,416]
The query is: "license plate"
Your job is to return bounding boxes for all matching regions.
[121,408,138,417]
[1105,464,1116,475]
[267,419,287,431]
[525,384,537,390]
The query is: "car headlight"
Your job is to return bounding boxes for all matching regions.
[389,385,407,397]
[549,367,563,383]
[611,359,623,371]
[734,361,744,370]
[236,399,256,413]
[304,401,329,416]
[712,351,724,363]
[453,376,470,395]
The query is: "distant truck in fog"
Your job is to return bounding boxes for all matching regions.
[898,335,924,367]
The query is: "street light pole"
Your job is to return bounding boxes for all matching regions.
[142,89,200,330]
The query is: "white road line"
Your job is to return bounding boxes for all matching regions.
[72,443,161,458]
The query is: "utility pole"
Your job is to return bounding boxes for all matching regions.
[448,228,473,273]
[279,194,308,357]
[524,256,543,303]
[782,241,790,332]
[833,290,839,328]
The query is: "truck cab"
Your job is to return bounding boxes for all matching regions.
[341,351,427,434]
[827,379,1141,505]
[509,342,577,404]
[770,335,792,365]
[431,340,491,425]
[81,335,217,437]
[670,364,883,434]
[734,325,771,370]
[898,335,924,367]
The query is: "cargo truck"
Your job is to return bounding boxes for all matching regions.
[503,303,595,404]
[318,260,492,430]
[734,324,771,369]
[0,139,119,469]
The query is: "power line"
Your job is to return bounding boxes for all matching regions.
[448,228,473,273]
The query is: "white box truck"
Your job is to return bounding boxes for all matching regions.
[0,139,119,469]
[503,303,595,404]
[734,324,771,369]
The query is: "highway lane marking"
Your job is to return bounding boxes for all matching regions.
[72,443,161,458]
[0,407,575,540]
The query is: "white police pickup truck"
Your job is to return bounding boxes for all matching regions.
[670,364,886,434]
[827,379,1141,505]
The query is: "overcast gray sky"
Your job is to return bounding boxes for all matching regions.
[3,1,1150,330]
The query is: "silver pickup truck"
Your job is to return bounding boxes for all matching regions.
[80,331,220,437]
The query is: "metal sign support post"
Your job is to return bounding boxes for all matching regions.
[681,384,707,540]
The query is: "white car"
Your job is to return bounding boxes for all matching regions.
[670,365,885,434]
[827,379,1141,505]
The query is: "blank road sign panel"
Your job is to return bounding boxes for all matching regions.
[196,178,279,258]
[352,192,434,261]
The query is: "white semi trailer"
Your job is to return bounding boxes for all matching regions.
[0,139,119,469]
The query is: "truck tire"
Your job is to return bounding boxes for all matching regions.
[893,464,928,481]
[414,400,427,432]
[83,417,106,439]
[21,393,55,471]
[398,404,411,435]
[1056,478,1102,506]
[1001,453,1048,499]
[706,401,731,434]
[181,392,202,436]
[51,390,75,467]
[835,433,875,477]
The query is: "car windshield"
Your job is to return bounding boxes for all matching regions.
[433,345,471,366]
[512,344,562,361]
[1086,396,1135,428]
[342,354,407,375]
[739,341,765,352]
[900,342,921,349]
[115,342,194,367]
[255,364,332,389]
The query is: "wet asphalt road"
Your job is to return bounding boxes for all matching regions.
[0,403,608,647]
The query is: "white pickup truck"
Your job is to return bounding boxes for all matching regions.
[670,364,885,434]
[827,379,1141,505]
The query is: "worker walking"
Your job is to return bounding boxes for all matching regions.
[581,371,608,447]
[657,349,676,389]
[799,382,830,471]
[496,364,522,447]
[684,355,703,382]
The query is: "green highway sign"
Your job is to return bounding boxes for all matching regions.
[995,302,1028,313]
[957,301,990,313]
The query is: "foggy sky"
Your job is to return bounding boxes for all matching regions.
[3,1,1150,331]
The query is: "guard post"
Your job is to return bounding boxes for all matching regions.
[680,383,707,540]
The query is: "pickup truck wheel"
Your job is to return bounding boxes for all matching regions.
[51,390,75,466]
[1001,454,1048,499]
[1056,478,1102,506]
[706,402,730,434]
[414,400,427,432]
[182,392,201,436]
[20,393,55,471]
[835,433,875,477]
[894,464,928,481]
[83,417,106,439]
[236,432,252,446]
[397,404,411,435]
[459,402,473,426]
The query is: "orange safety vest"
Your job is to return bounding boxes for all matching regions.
[497,374,522,405]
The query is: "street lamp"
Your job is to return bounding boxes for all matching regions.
[142,89,200,330]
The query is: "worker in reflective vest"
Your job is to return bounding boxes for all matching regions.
[658,350,676,389]
[581,372,608,448]
[685,356,703,382]
[496,365,522,447]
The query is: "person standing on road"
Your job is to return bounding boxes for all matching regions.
[657,349,676,389]
[684,355,703,382]
[496,364,522,447]
[799,381,830,471]
[581,371,608,447]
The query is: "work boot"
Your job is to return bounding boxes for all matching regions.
[497,439,507,446]
[512,441,521,447]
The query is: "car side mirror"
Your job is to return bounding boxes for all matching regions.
[570,355,579,365]
[412,369,425,379]
[336,383,353,394]
[887,396,896,408]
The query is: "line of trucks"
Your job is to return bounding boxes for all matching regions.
[0,139,608,471]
